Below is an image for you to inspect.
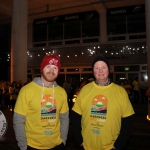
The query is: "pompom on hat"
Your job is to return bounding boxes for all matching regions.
[92,56,110,72]
[40,54,61,73]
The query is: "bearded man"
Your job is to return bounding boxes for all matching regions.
[13,54,69,150]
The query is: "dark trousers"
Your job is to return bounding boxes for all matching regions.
[10,99,16,113]
[3,97,10,108]
[27,142,65,150]
[133,90,139,103]
[140,89,147,103]
[68,94,73,109]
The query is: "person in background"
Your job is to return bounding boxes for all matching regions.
[9,81,19,114]
[132,76,139,104]
[139,76,148,104]
[71,56,134,150]
[2,81,10,109]
[63,77,72,109]
[88,78,94,83]
[24,78,31,86]
[123,79,132,100]
[13,54,69,150]
[145,85,150,105]
[80,79,88,89]
[120,82,124,88]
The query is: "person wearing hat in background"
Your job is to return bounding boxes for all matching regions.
[13,54,69,150]
[71,56,134,150]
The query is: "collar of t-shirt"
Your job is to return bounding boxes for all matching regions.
[95,78,111,86]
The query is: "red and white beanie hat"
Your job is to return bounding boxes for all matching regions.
[40,54,61,73]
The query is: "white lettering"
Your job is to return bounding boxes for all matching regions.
[110,9,126,15]
[0,111,7,138]
[36,20,47,24]
[65,15,79,20]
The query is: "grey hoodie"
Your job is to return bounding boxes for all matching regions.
[13,77,69,150]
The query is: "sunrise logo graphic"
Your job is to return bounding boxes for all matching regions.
[90,94,108,122]
[41,94,56,115]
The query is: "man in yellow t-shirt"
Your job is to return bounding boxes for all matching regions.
[132,76,139,104]
[13,54,69,150]
[71,56,134,150]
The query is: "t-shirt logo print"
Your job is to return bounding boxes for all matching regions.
[91,94,108,122]
[41,94,56,122]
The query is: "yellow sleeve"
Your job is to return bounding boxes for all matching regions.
[72,91,82,115]
[121,90,135,118]
[14,87,29,116]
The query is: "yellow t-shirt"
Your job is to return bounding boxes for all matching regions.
[132,80,139,91]
[14,81,68,149]
[9,87,19,100]
[123,84,132,95]
[146,88,150,100]
[72,82,134,150]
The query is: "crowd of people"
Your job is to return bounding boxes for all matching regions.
[63,77,94,109]
[0,54,149,150]
[0,79,31,113]
[120,76,148,104]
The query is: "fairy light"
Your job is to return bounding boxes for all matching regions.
[26,44,146,59]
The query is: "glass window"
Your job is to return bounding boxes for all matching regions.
[141,66,147,70]
[82,68,92,71]
[60,69,64,72]
[33,25,47,42]
[83,38,99,43]
[141,72,148,81]
[115,73,126,85]
[34,69,40,74]
[27,70,31,73]
[49,41,62,46]
[65,40,80,44]
[109,73,113,82]
[64,21,80,39]
[56,74,65,87]
[107,15,126,35]
[48,23,63,40]
[128,73,139,85]
[27,74,32,81]
[82,18,99,37]
[66,74,80,88]
[81,74,94,81]
[67,68,79,72]
[34,43,46,47]
[108,36,126,41]
[114,65,140,72]
[127,14,146,33]
[129,34,146,40]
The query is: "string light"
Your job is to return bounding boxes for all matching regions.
[27,44,146,58]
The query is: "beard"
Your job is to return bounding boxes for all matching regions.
[41,71,58,82]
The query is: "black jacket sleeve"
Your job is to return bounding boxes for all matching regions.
[114,114,134,150]
[71,110,83,146]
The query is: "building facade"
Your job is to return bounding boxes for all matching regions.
[27,4,147,86]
